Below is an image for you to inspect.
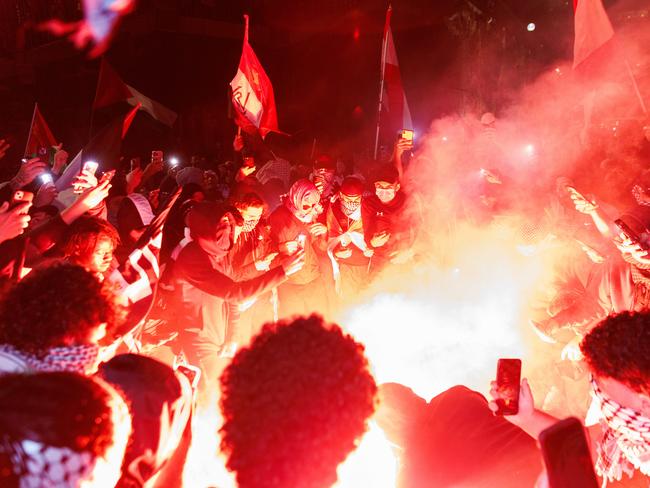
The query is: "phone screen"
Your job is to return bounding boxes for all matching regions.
[400,129,414,141]
[495,358,521,416]
[40,173,53,185]
[614,219,647,249]
[83,161,99,175]
[539,417,598,488]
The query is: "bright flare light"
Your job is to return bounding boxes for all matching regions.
[334,422,398,488]
[525,144,536,157]
[183,396,236,488]
[340,226,542,401]
[527,23,536,32]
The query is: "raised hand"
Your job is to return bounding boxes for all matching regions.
[0,202,31,243]
[11,158,47,190]
[76,179,111,211]
[52,143,69,174]
[33,182,59,208]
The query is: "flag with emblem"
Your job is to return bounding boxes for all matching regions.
[24,103,57,160]
[230,15,279,138]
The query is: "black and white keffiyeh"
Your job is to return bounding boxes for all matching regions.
[0,344,100,375]
[590,376,650,484]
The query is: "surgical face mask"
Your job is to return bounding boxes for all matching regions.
[376,188,396,203]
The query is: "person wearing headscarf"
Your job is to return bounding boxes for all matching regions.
[268,178,329,318]
[0,264,123,375]
[0,372,131,488]
[174,201,304,381]
[491,311,650,486]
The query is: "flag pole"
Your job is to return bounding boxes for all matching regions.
[373,6,392,161]
[625,60,647,115]
[23,103,38,158]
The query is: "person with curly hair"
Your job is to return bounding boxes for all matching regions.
[219,314,377,488]
[0,263,123,374]
[490,310,650,486]
[0,372,131,488]
[60,215,120,279]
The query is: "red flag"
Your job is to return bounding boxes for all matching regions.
[573,0,614,69]
[381,6,412,133]
[93,58,133,109]
[122,103,140,138]
[24,104,57,159]
[230,15,279,138]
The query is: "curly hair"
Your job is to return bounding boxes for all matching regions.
[581,311,650,394]
[0,263,124,354]
[0,373,116,456]
[219,314,377,488]
[61,216,120,262]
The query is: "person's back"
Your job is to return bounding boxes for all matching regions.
[219,314,377,488]
[0,372,131,488]
[0,263,122,375]
[377,384,542,488]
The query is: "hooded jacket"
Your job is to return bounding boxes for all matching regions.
[174,202,286,345]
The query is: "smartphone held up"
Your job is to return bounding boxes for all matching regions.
[400,129,414,142]
[11,191,33,211]
[539,417,598,488]
[494,358,521,416]
[83,160,99,175]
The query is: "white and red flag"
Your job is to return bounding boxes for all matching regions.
[374,6,412,159]
[109,187,181,333]
[381,6,413,132]
[93,58,177,127]
[230,15,279,139]
[573,0,614,69]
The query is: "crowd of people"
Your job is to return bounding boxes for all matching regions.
[0,113,648,488]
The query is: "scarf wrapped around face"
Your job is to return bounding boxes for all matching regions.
[590,376,650,483]
[0,378,131,488]
[284,179,320,223]
[0,344,100,375]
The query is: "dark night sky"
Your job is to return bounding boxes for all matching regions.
[0,0,626,168]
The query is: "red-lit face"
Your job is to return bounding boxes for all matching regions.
[374,181,399,203]
[239,206,264,231]
[84,236,115,275]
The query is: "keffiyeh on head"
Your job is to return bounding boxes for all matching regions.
[284,179,320,223]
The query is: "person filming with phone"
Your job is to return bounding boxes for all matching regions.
[490,311,650,486]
